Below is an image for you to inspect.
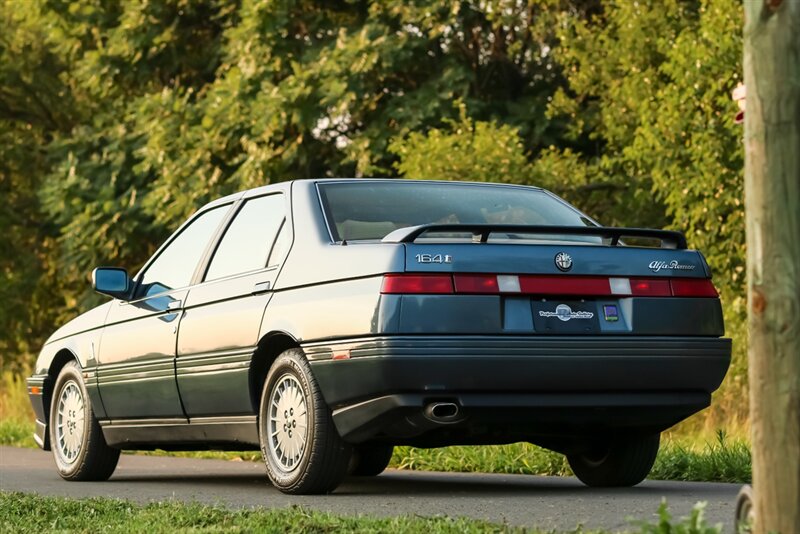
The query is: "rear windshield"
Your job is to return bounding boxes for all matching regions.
[317,181,595,242]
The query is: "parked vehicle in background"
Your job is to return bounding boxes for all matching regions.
[28,179,731,494]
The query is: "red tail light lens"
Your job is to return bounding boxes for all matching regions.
[519,275,610,296]
[671,278,719,297]
[381,274,454,294]
[453,274,499,293]
[629,279,672,297]
[381,274,718,298]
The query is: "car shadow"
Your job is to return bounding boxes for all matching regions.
[108,469,700,497]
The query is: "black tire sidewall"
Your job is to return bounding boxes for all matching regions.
[568,434,660,487]
[49,362,93,479]
[259,351,318,490]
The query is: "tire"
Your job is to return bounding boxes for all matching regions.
[567,434,660,487]
[350,443,394,477]
[734,485,754,533]
[49,361,120,481]
[258,348,352,494]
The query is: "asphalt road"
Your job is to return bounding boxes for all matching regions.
[1,446,741,532]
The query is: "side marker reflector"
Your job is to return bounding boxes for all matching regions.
[332,350,351,360]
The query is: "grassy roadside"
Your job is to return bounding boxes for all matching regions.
[0,491,576,533]
[0,370,36,448]
[0,491,722,533]
[391,432,751,484]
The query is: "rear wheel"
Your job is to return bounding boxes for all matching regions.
[567,434,660,487]
[49,361,120,481]
[350,443,394,476]
[258,348,352,494]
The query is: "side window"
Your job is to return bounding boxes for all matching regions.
[139,205,230,297]
[205,194,286,281]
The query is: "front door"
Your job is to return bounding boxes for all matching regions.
[97,204,232,421]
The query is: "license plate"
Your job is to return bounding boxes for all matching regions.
[531,300,600,334]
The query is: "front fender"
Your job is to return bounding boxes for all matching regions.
[30,326,109,449]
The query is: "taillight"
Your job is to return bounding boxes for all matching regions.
[381,274,454,294]
[671,278,719,297]
[453,274,499,293]
[381,273,718,297]
[519,275,610,296]
[629,279,672,297]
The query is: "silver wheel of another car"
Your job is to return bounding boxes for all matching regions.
[55,380,85,465]
[259,348,352,494]
[266,374,309,473]
[49,361,120,481]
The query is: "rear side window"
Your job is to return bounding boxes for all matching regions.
[205,194,285,281]
[318,181,593,242]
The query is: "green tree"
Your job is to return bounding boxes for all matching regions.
[389,103,532,183]
[550,0,744,298]
[0,0,747,397]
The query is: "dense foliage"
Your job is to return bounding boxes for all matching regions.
[1,0,744,388]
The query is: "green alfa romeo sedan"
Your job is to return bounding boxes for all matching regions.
[27,179,731,494]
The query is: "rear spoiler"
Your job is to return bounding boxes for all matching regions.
[381,224,688,250]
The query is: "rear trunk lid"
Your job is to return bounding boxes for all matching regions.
[380,225,723,336]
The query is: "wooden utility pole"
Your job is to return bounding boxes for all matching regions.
[743,0,800,532]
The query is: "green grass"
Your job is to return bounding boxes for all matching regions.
[390,431,750,484]
[0,418,36,448]
[392,442,571,477]
[0,369,36,448]
[0,491,571,533]
[0,492,722,533]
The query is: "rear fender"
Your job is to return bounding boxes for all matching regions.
[259,276,389,343]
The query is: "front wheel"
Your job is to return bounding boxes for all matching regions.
[258,348,352,494]
[567,434,660,487]
[49,361,120,481]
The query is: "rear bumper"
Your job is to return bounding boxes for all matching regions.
[305,335,731,444]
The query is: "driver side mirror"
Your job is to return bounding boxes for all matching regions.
[92,267,132,300]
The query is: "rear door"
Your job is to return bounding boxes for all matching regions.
[176,193,291,417]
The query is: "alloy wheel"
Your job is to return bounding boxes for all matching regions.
[266,374,309,472]
[55,380,85,465]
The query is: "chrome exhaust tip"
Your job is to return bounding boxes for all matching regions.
[424,402,460,422]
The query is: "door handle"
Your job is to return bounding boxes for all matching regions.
[167,300,182,311]
[252,281,271,295]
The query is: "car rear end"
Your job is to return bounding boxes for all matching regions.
[306,180,731,456]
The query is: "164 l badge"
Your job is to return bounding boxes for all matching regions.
[415,253,453,264]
